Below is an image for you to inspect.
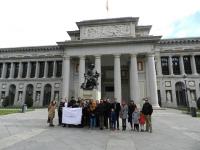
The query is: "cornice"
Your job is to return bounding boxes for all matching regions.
[0,45,63,53]
[159,37,200,45]
[57,36,162,47]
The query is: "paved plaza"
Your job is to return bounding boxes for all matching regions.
[0,108,200,150]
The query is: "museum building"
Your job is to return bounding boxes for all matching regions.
[0,17,200,108]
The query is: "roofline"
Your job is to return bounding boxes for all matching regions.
[76,17,139,28]
[0,45,62,52]
[159,37,200,44]
[57,36,162,47]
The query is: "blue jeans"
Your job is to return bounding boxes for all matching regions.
[90,117,96,128]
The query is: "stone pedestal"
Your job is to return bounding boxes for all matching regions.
[80,89,98,100]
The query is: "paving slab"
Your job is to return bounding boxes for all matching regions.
[0,108,200,150]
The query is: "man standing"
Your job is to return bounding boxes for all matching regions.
[58,98,67,126]
[96,99,105,130]
[142,98,153,133]
[110,98,121,130]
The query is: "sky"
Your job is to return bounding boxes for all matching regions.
[0,0,200,48]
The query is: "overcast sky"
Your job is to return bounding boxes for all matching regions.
[0,0,200,48]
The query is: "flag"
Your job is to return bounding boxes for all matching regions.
[106,0,109,12]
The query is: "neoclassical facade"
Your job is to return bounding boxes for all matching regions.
[0,17,199,108]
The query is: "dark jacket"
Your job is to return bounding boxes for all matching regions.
[58,101,65,113]
[128,103,136,122]
[96,103,105,116]
[142,102,153,115]
[111,102,121,115]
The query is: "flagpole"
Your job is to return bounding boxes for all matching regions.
[106,0,110,18]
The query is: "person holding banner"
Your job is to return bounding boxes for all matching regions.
[58,98,65,126]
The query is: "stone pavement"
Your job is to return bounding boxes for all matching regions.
[0,108,200,150]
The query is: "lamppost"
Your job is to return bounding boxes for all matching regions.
[183,75,190,112]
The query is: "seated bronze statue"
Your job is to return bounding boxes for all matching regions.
[81,64,99,90]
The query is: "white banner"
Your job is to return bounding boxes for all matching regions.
[62,107,82,125]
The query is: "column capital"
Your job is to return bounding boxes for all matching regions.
[147,53,155,57]
[63,55,70,60]
[114,54,121,58]
[79,55,85,60]
[94,55,101,59]
[130,53,137,57]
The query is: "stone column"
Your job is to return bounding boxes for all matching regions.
[114,54,122,103]
[18,62,22,78]
[1,63,6,78]
[169,56,173,75]
[79,56,85,97]
[35,61,39,78]
[26,62,31,78]
[44,61,48,78]
[147,54,159,108]
[130,54,140,106]
[191,55,197,75]
[62,56,70,100]
[95,55,101,100]
[53,61,57,78]
[156,55,162,76]
[180,55,185,75]
[9,62,14,78]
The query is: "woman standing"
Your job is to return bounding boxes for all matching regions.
[48,100,57,127]
[120,101,128,131]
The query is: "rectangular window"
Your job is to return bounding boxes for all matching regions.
[183,56,192,74]
[172,56,180,75]
[0,63,3,78]
[39,62,45,78]
[47,61,54,78]
[30,62,36,78]
[14,62,19,78]
[195,55,200,73]
[56,61,62,77]
[22,62,28,78]
[105,86,114,92]
[5,63,11,78]
[161,57,169,75]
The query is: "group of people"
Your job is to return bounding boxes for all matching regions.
[47,97,153,133]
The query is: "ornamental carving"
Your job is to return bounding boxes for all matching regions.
[81,24,131,39]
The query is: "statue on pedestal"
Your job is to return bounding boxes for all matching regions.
[81,64,99,90]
